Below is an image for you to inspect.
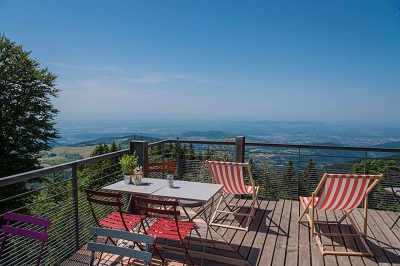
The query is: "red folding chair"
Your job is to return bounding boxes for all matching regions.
[0,213,51,266]
[134,195,196,265]
[84,189,143,265]
[145,161,175,178]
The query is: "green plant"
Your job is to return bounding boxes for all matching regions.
[119,153,138,175]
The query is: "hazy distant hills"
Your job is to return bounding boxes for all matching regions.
[69,134,159,147]
[57,130,400,150]
[372,141,400,149]
[62,131,264,147]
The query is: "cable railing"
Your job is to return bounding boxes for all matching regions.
[0,137,399,265]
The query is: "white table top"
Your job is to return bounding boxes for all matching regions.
[102,178,167,195]
[151,180,223,202]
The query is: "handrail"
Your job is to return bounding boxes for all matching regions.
[0,149,129,188]
[2,140,400,188]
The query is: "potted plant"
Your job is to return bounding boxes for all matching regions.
[119,153,138,184]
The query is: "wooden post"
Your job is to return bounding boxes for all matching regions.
[235,136,245,199]
[235,136,245,163]
[130,140,148,171]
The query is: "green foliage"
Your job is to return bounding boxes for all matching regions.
[352,159,396,174]
[79,142,123,190]
[0,34,59,178]
[0,34,59,219]
[282,160,297,200]
[119,153,138,175]
[352,159,398,211]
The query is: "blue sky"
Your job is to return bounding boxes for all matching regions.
[1,1,400,125]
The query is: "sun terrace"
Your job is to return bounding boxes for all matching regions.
[0,137,399,265]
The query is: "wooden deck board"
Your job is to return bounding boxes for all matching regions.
[285,200,299,266]
[249,199,277,266]
[62,198,400,266]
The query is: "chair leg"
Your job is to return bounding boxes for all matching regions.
[151,238,165,263]
[181,231,194,265]
[391,215,400,229]
[210,194,224,224]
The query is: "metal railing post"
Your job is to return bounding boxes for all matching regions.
[297,147,301,200]
[162,142,165,162]
[236,136,245,163]
[364,149,368,174]
[71,163,80,251]
[177,141,181,180]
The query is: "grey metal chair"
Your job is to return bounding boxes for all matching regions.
[385,167,400,228]
[88,226,153,266]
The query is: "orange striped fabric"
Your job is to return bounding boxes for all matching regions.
[207,161,254,194]
[311,174,371,210]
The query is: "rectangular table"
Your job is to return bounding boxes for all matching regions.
[151,180,223,203]
[102,178,168,213]
[102,177,167,196]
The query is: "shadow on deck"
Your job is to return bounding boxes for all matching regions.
[62,197,400,266]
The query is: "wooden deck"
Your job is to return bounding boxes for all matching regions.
[62,196,400,266]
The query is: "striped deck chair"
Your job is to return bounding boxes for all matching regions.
[206,160,260,231]
[298,173,383,257]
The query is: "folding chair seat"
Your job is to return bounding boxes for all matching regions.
[134,195,196,265]
[385,167,400,228]
[88,226,153,266]
[0,213,51,266]
[298,173,383,257]
[206,160,260,231]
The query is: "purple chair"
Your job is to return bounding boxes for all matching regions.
[0,213,51,266]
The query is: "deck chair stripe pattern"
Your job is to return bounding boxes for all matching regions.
[308,174,371,210]
[298,173,383,257]
[208,161,254,194]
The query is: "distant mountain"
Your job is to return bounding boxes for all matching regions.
[72,132,135,140]
[70,134,160,147]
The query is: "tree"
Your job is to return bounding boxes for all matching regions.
[283,160,297,199]
[301,157,318,195]
[0,35,59,220]
[0,34,59,177]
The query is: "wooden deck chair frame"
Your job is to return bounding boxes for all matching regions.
[298,173,383,257]
[206,160,260,232]
[88,226,153,266]
[0,213,51,266]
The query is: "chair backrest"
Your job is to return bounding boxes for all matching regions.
[133,196,185,239]
[145,161,175,177]
[134,195,180,218]
[206,160,254,194]
[84,189,129,230]
[313,173,383,211]
[0,213,51,266]
[88,226,153,266]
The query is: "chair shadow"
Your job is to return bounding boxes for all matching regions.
[316,223,400,264]
[212,204,287,236]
